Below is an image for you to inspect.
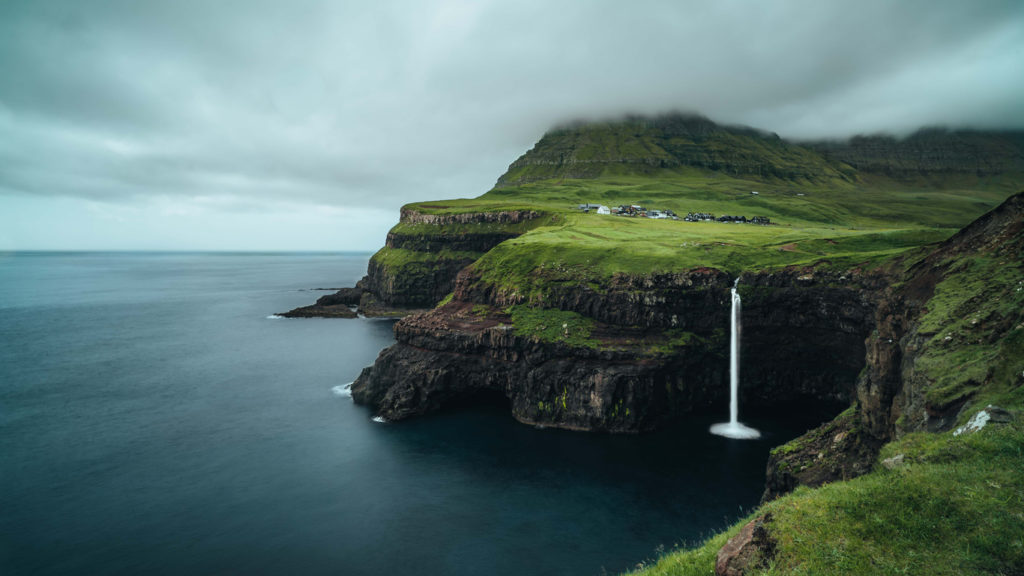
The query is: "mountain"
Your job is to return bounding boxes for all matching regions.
[494,113,1024,188]
[807,128,1024,179]
[495,113,854,186]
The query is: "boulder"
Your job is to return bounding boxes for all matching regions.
[715,514,776,576]
[954,405,1014,436]
[881,453,905,470]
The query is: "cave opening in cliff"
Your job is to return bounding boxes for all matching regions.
[443,388,513,414]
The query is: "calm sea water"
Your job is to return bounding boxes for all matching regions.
[1,252,827,576]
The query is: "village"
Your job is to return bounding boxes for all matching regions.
[576,202,771,225]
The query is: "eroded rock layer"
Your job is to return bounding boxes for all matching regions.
[353,268,883,432]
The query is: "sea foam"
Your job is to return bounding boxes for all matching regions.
[331,382,354,398]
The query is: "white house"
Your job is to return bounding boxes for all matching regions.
[596,205,610,215]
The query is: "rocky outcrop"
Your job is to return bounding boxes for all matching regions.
[315,287,364,307]
[360,252,476,310]
[279,303,357,318]
[715,514,777,576]
[279,287,363,317]
[353,266,884,431]
[351,301,722,432]
[281,208,544,318]
[761,406,882,501]
[358,209,544,311]
[457,267,731,329]
[385,230,524,253]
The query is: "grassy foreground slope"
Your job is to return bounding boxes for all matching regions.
[630,422,1024,575]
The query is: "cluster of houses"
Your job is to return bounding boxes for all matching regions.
[577,203,771,225]
[716,215,771,225]
[577,203,678,219]
[685,212,770,224]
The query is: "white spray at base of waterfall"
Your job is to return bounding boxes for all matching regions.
[710,278,761,440]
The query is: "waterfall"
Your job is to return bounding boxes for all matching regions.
[710,279,761,439]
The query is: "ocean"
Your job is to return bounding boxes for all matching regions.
[0,252,824,575]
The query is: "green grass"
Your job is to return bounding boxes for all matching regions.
[507,304,600,349]
[435,292,454,308]
[628,421,1024,576]
[466,211,956,302]
[390,171,1014,301]
[495,116,854,186]
[761,425,1024,575]
[370,246,483,268]
[909,253,1024,419]
[623,527,740,576]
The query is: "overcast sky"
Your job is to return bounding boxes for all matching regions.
[2,0,1023,251]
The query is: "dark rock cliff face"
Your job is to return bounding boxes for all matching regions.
[361,209,542,311]
[359,254,474,310]
[293,208,543,317]
[352,302,720,432]
[739,272,882,408]
[353,267,883,432]
[398,207,541,226]
[385,230,523,253]
[456,266,733,330]
[807,129,1024,179]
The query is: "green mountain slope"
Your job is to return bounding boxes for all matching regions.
[495,113,854,186]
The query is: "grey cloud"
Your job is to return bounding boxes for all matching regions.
[1,0,1023,211]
